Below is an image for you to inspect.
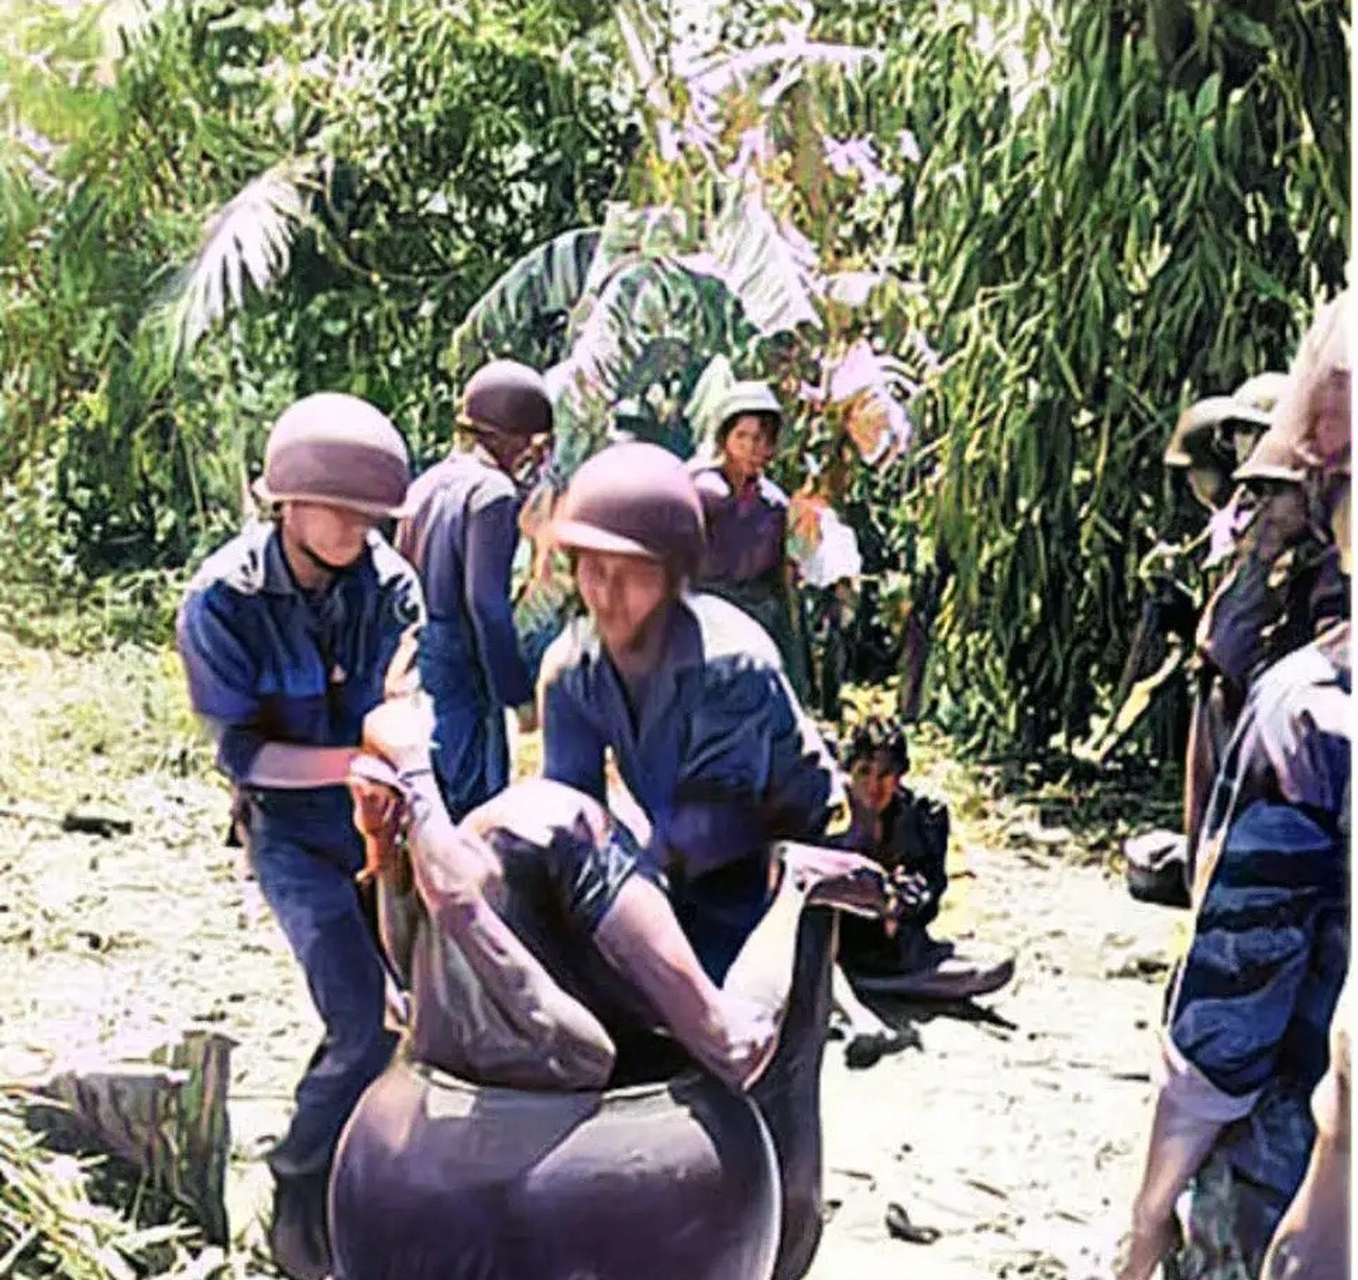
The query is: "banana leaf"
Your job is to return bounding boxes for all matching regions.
[446,225,603,379]
[547,255,759,475]
[705,183,822,334]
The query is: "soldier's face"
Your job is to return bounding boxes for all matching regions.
[1186,465,1228,512]
[283,501,378,572]
[574,551,674,657]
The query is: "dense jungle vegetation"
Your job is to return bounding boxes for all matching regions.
[1,0,1349,758]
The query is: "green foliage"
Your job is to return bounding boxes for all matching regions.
[0,1094,213,1280]
[2,0,639,580]
[886,0,1349,753]
[2,0,1348,760]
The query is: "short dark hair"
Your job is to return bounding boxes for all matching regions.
[845,717,909,774]
[716,410,780,451]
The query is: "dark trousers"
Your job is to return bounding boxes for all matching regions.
[672,854,774,985]
[247,789,397,1180]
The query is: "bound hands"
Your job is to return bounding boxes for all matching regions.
[712,991,780,1091]
[365,627,436,774]
[349,628,436,884]
[883,866,933,935]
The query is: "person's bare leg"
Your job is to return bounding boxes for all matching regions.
[833,964,890,1038]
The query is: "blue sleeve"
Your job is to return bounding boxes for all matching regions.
[675,659,844,840]
[541,670,607,805]
[464,493,535,708]
[1169,800,1344,1098]
[176,586,267,782]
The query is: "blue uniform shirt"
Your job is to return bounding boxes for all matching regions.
[396,452,534,712]
[539,592,846,881]
[176,521,425,785]
[1167,622,1350,1201]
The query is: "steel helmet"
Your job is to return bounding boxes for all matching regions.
[1163,397,1244,470]
[1232,371,1291,415]
[551,442,706,576]
[253,392,412,519]
[461,360,554,440]
[1234,427,1306,485]
[714,381,783,445]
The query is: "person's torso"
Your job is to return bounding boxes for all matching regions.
[1215,905,1349,1200]
[1202,622,1351,860]
[1195,535,1339,695]
[547,594,827,858]
[693,468,788,586]
[397,453,519,695]
[398,454,516,619]
[195,523,419,751]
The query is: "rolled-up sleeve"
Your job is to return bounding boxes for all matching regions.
[176,587,266,782]
[1165,800,1341,1117]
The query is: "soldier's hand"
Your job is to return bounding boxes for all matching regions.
[349,769,408,886]
[712,991,779,1091]
[362,693,436,775]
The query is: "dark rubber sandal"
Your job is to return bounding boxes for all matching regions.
[884,1201,941,1245]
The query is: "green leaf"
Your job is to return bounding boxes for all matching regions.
[158,160,309,364]
[445,225,602,377]
[704,183,821,334]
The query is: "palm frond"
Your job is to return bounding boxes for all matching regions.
[161,161,307,364]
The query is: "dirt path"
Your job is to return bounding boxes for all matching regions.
[808,823,1184,1280]
[0,636,1188,1277]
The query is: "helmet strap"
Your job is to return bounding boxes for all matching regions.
[296,539,352,577]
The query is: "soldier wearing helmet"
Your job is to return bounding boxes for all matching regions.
[538,441,850,983]
[1179,328,1350,891]
[1115,299,1352,1280]
[690,381,811,699]
[1164,372,1289,520]
[175,392,424,1280]
[395,360,553,821]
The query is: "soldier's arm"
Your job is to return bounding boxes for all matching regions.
[178,586,359,789]
[1259,965,1351,1279]
[463,487,535,710]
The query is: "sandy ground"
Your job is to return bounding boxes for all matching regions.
[0,635,1189,1278]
